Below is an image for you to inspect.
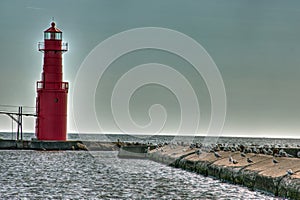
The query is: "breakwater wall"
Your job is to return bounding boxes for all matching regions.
[146,145,300,199]
[118,144,156,158]
[0,140,119,151]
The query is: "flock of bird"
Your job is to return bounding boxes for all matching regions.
[216,150,294,176]
[153,142,298,176]
[210,145,296,176]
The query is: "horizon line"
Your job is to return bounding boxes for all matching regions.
[1,131,300,139]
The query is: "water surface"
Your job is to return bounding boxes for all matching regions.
[0,150,280,199]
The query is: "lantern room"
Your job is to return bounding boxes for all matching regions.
[44,22,62,40]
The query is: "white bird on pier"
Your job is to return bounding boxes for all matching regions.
[287,169,294,176]
[229,155,233,163]
[247,157,253,163]
[232,159,238,164]
[214,151,221,158]
[272,157,279,165]
[196,149,202,155]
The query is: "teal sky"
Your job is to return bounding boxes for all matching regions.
[0,0,300,137]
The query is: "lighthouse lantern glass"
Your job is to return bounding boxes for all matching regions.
[44,32,62,40]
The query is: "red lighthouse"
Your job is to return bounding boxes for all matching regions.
[35,22,68,141]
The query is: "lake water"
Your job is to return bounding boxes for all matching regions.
[0,150,281,199]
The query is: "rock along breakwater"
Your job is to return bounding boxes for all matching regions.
[146,145,300,200]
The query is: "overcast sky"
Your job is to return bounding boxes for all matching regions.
[0,0,300,138]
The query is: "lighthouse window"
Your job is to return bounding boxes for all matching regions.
[56,33,62,40]
[44,32,51,40]
[54,98,59,103]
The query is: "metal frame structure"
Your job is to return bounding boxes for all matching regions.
[0,106,36,141]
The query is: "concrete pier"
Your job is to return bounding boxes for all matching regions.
[0,139,118,151]
[118,144,156,158]
[147,145,300,199]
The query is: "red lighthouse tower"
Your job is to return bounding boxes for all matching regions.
[36,22,68,141]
